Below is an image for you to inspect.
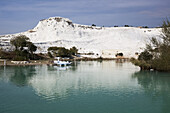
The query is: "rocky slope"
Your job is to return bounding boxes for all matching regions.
[0,17,162,58]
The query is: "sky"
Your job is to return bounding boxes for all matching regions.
[0,0,170,35]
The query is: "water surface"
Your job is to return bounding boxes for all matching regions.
[0,61,170,113]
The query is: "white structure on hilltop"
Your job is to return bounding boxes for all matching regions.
[0,17,162,58]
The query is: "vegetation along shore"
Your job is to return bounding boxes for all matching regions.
[0,18,170,72]
[131,19,170,72]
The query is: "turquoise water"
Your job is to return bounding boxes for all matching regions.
[0,61,170,113]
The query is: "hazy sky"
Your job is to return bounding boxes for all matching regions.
[0,0,170,35]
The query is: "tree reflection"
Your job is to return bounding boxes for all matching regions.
[0,66,36,86]
[132,71,170,113]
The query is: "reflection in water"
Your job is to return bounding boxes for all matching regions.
[28,61,139,100]
[0,61,140,100]
[0,66,36,86]
[132,71,170,112]
[1,61,170,113]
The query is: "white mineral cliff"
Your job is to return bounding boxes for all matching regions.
[0,17,162,58]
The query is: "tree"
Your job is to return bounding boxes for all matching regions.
[10,35,30,51]
[10,35,37,60]
[57,48,71,57]
[48,52,53,58]
[138,50,153,61]
[124,25,129,27]
[27,42,37,59]
[48,47,71,57]
[143,26,148,28]
[131,18,170,71]
[70,46,78,55]
[145,19,170,71]
[116,53,123,57]
[92,24,96,27]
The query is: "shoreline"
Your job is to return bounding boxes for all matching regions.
[0,58,130,66]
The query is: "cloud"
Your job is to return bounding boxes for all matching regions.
[0,0,170,35]
[0,0,163,12]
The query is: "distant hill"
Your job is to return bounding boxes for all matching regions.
[0,17,162,58]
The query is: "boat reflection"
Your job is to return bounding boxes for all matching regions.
[28,61,139,100]
[0,61,140,101]
[53,65,71,71]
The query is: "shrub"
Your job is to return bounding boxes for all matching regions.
[124,25,129,27]
[10,35,37,60]
[48,52,53,58]
[131,18,170,71]
[138,50,153,61]
[92,24,96,27]
[70,46,78,55]
[116,53,123,57]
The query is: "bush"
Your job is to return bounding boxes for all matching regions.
[10,35,37,60]
[116,53,123,57]
[48,46,78,57]
[124,25,129,27]
[48,52,53,58]
[92,24,96,27]
[13,56,27,61]
[130,58,151,70]
[70,46,78,55]
[138,50,153,61]
[131,18,170,71]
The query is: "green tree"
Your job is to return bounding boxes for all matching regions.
[57,48,71,57]
[115,53,123,57]
[124,25,129,27]
[27,42,37,59]
[146,19,170,71]
[70,46,78,55]
[138,50,153,61]
[10,35,37,60]
[48,47,71,57]
[10,35,29,51]
[92,24,96,27]
[131,18,170,71]
[48,52,53,58]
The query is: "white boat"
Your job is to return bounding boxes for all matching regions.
[53,57,71,66]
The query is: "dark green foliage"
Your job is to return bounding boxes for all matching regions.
[10,35,37,60]
[116,53,123,57]
[27,42,37,53]
[13,56,27,61]
[70,46,78,55]
[47,47,59,51]
[48,46,78,58]
[143,26,148,28]
[131,18,170,71]
[57,48,71,57]
[48,52,53,58]
[10,35,29,51]
[138,50,153,61]
[27,42,37,59]
[130,58,152,70]
[0,49,14,59]
[124,25,129,27]
[92,24,96,27]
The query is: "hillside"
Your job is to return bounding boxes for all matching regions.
[0,17,162,58]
